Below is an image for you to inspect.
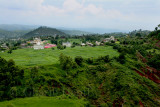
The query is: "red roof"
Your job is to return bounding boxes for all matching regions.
[44,43,56,48]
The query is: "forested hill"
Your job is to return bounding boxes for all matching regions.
[129,29,151,37]
[23,26,67,38]
[0,29,30,38]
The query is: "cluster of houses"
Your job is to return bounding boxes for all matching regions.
[80,36,116,46]
[30,38,56,50]
[32,38,73,50]
[1,43,8,50]
[0,36,116,51]
[0,43,8,52]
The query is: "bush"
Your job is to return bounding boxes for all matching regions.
[117,53,126,64]
[59,54,77,70]
[8,49,12,54]
[86,58,94,64]
[57,44,65,50]
[111,40,115,43]
[71,45,75,48]
[75,56,83,66]
[97,55,110,63]
[96,65,108,72]
[147,54,160,70]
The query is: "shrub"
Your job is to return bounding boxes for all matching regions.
[117,53,126,64]
[8,49,12,54]
[86,58,94,64]
[96,65,108,72]
[97,55,110,63]
[75,56,83,66]
[71,45,75,48]
[111,40,115,43]
[57,44,65,50]
[59,54,77,70]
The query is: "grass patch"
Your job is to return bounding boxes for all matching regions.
[0,46,119,67]
[0,96,87,107]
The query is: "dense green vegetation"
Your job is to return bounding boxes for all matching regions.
[0,25,160,106]
[129,29,151,37]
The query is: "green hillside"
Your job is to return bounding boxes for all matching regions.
[0,26,160,106]
[0,96,87,107]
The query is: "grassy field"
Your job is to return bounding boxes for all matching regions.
[0,46,119,67]
[0,96,86,107]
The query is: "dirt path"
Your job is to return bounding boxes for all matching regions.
[135,51,160,84]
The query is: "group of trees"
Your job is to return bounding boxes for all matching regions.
[0,57,24,100]
[149,29,160,40]
[129,29,151,37]
[0,57,64,101]
[59,54,85,70]
[57,44,66,50]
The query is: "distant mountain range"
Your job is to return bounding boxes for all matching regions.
[0,24,38,31]
[0,29,30,39]
[0,24,150,39]
[0,24,92,38]
[69,28,129,34]
[59,29,91,35]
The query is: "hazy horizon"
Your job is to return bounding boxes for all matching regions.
[0,0,159,31]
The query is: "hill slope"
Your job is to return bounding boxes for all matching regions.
[23,26,67,38]
[0,29,30,38]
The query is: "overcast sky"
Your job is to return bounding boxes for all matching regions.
[0,0,159,31]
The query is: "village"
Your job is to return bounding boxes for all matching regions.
[0,36,116,51]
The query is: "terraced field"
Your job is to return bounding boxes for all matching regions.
[0,46,119,67]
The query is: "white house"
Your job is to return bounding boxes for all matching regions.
[95,41,101,46]
[86,42,93,46]
[81,42,86,46]
[33,41,44,50]
[110,36,115,41]
[1,43,8,49]
[62,42,71,47]
[103,36,115,42]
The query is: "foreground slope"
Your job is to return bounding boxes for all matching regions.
[0,96,87,107]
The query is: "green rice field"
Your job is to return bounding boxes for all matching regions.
[0,46,119,67]
[0,96,86,107]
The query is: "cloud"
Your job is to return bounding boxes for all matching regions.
[0,0,159,30]
[63,0,82,11]
[0,0,125,17]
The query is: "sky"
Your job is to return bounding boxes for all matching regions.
[0,0,160,31]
